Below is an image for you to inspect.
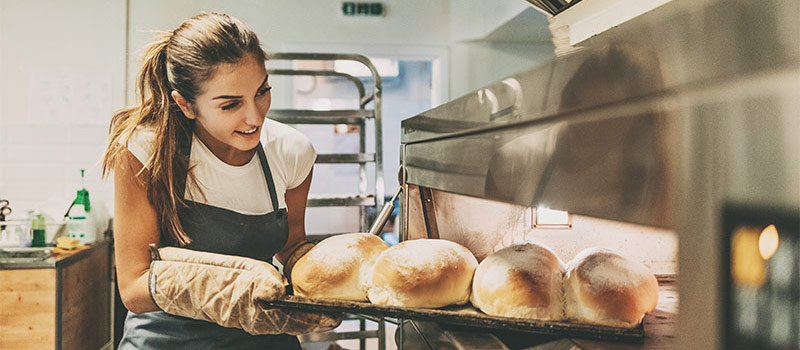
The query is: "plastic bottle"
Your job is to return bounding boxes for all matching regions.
[16,211,33,247]
[31,211,46,247]
[67,205,93,244]
[66,169,95,245]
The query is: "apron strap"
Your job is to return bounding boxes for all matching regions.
[256,144,281,213]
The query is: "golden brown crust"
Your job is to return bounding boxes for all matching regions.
[566,248,658,327]
[369,239,478,308]
[477,269,551,309]
[372,246,460,291]
[512,269,552,306]
[291,233,389,300]
[470,242,565,320]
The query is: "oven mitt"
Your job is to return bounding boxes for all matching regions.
[148,246,342,335]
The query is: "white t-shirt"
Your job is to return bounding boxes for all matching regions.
[125,119,316,215]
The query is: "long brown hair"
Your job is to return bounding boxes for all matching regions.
[102,13,267,246]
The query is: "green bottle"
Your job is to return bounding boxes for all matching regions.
[31,211,46,247]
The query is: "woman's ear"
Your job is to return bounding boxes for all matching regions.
[171,90,196,119]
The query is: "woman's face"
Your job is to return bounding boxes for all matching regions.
[182,54,271,165]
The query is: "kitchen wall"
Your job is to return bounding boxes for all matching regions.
[449,40,554,98]
[0,0,127,222]
[0,0,554,228]
[448,0,554,98]
[448,7,555,97]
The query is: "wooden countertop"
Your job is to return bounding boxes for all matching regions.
[0,239,112,350]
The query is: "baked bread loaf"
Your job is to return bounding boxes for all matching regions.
[471,241,565,320]
[564,248,658,327]
[368,239,478,308]
[291,233,389,301]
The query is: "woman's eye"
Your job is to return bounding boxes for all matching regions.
[221,102,240,111]
[257,86,272,96]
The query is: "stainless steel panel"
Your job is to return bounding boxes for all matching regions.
[315,153,376,164]
[401,0,799,230]
[398,320,510,350]
[402,62,554,143]
[403,0,799,147]
[400,0,799,348]
[306,195,376,207]
[405,98,676,228]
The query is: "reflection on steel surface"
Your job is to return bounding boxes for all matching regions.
[402,0,800,229]
[404,186,528,262]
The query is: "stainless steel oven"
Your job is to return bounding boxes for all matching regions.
[397,0,799,348]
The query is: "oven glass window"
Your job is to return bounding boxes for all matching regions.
[724,205,799,350]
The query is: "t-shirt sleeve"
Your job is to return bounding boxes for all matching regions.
[122,127,156,165]
[283,133,317,190]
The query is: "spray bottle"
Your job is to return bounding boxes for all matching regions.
[65,169,94,245]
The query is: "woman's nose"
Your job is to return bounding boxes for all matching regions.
[245,101,265,125]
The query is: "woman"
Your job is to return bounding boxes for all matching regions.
[102,13,339,349]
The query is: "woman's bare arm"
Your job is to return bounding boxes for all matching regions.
[275,169,313,265]
[114,150,160,314]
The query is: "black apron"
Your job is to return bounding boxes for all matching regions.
[118,138,300,350]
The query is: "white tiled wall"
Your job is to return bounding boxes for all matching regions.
[0,0,126,221]
[0,127,6,189]
[0,123,114,221]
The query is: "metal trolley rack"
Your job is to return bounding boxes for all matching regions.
[265,53,386,350]
[266,52,385,234]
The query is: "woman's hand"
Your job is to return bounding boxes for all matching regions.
[149,246,341,335]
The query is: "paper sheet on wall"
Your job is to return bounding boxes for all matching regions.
[28,71,112,125]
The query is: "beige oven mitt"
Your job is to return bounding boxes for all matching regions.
[148,245,341,335]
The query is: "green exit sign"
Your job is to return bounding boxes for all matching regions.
[342,2,384,16]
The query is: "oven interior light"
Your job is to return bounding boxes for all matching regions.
[758,224,779,260]
[534,207,570,228]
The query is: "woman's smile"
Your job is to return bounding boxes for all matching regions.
[235,126,259,135]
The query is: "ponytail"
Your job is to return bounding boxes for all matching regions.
[102,30,194,246]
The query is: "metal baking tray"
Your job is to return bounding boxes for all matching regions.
[259,295,644,343]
